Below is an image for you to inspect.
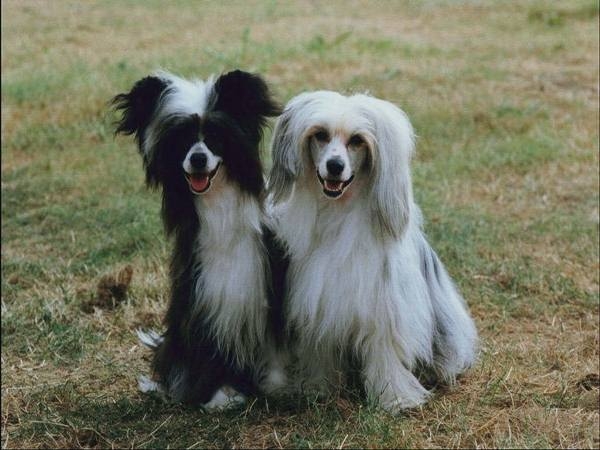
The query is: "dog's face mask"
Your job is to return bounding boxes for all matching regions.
[113,70,280,234]
[182,141,222,195]
[308,128,370,199]
[269,90,415,239]
[113,70,280,198]
[180,120,225,195]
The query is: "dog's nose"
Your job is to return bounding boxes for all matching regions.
[190,152,208,169]
[326,158,345,176]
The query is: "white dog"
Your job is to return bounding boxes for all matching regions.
[268,91,478,411]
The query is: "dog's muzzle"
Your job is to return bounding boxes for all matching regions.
[185,163,221,195]
[317,172,355,199]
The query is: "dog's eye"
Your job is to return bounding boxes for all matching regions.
[348,134,364,147]
[203,134,222,154]
[313,130,329,142]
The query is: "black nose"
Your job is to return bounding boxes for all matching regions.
[189,152,208,169]
[326,158,345,176]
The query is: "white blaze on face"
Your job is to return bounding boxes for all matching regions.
[318,136,353,184]
[182,142,223,194]
[310,128,369,198]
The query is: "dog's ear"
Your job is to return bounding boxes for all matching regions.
[268,106,299,204]
[213,70,281,145]
[112,76,171,188]
[361,96,415,240]
[112,76,168,150]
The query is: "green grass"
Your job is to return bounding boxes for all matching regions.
[2,0,599,448]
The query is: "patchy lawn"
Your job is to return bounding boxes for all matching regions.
[2,0,598,448]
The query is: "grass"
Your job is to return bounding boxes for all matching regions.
[2,0,598,448]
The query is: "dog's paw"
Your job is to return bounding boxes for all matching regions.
[379,389,430,413]
[138,375,162,393]
[262,365,288,393]
[202,387,246,411]
[136,329,163,349]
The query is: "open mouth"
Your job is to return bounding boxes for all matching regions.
[185,163,221,195]
[317,172,355,199]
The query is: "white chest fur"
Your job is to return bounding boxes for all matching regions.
[277,190,436,367]
[192,186,268,364]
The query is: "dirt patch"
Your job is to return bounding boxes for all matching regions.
[81,265,133,313]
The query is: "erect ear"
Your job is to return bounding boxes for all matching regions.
[212,70,281,144]
[112,76,169,149]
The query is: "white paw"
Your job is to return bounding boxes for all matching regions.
[138,375,162,393]
[262,366,288,393]
[202,387,246,411]
[136,329,163,349]
[379,389,430,413]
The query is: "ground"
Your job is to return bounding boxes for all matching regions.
[1,0,599,448]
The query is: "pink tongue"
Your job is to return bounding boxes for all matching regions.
[325,180,343,191]
[190,175,209,192]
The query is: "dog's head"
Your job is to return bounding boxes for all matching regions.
[112,70,280,195]
[269,91,415,239]
[112,70,279,232]
[307,123,371,200]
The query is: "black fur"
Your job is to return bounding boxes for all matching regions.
[112,70,284,405]
[213,70,281,143]
[112,76,168,144]
[262,226,289,343]
[112,76,169,187]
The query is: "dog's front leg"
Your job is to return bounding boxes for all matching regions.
[362,342,429,412]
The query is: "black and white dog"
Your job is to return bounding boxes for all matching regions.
[113,70,286,409]
[268,91,478,411]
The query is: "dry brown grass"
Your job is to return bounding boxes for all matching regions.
[2,0,599,448]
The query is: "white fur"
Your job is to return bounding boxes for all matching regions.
[192,179,270,367]
[182,142,222,175]
[131,71,285,406]
[268,91,478,411]
[137,376,248,412]
[314,136,355,183]
[136,329,163,349]
[136,330,165,395]
[190,182,288,392]
[142,71,215,158]
[203,387,246,411]
[138,375,162,393]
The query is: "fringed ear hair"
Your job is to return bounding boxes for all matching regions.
[208,70,281,197]
[212,70,281,145]
[358,95,415,240]
[112,75,170,187]
[112,76,168,150]
[268,106,299,204]
[268,93,324,204]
